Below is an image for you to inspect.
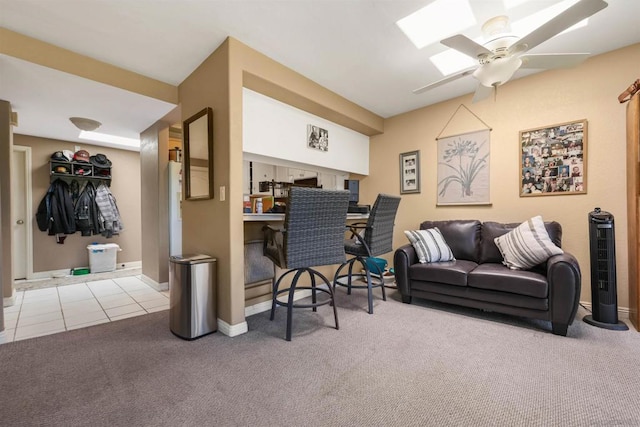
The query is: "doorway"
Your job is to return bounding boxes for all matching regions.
[11,146,32,280]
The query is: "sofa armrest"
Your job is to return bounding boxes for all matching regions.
[394,244,418,301]
[546,252,582,335]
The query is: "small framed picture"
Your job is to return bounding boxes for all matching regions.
[307,124,328,152]
[400,150,420,194]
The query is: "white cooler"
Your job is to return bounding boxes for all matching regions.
[87,243,121,273]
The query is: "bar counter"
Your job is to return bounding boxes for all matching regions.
[243,213,369,222]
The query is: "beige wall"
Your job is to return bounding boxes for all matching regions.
[179,37,385,328]
[140,123,170,285]
[1,100,12,304]
[365,43,640,310]
[179,39,233,322]
[15,134,142,273]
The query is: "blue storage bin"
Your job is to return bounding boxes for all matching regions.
[365,257,387,273]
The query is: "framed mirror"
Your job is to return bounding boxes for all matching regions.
[183,107,213,200]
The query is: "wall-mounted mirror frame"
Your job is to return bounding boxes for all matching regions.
[183,107,213,200]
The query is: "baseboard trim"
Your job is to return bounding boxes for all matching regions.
[30,268,72,280]
[245,300,273,317]
[217,318,248,337]
[140,274,169,292]
[3,293,16,308]
[117,261,142,270]
[580,301,630,319]
[28,261,142,280]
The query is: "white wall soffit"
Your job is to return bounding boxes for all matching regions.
[242,88,369,175]
[0,54,177,151]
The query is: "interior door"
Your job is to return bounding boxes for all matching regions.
[11,147,30,280]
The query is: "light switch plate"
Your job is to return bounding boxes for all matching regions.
[219,186,225,201]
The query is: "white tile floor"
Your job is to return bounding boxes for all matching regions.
[1,275,169,344]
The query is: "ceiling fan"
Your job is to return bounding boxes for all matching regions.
[413,0,608,102]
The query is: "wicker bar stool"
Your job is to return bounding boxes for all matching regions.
[263,187,350,341]
[333,194,401,314]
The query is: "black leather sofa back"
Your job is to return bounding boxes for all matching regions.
[478,221,562,264]
[420,219,563,265]
[419,220,481,263]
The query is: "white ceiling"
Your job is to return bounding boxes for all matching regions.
[1,0,639,148]
[0,54,176,150]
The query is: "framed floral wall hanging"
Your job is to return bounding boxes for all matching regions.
[437,129,490,205]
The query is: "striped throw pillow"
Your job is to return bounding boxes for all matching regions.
[404,228,455,263]
[494,216,563,270]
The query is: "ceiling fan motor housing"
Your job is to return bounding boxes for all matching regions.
[480,35,519,63]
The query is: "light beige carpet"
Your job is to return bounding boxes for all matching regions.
[1,288,639,426]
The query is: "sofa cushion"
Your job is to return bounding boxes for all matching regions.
[494,216,564,270]
[408,259,478,287]
[420,220,481,262]
[480,220,563,265]
[468,263,548,298]
[404,228,455,263]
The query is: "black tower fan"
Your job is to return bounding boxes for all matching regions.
[583,208,628,330]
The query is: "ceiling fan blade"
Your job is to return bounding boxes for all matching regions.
[441,34,492,59]
[509,0,608,55]
[472,84,494,103]
[520,53,590,69]
[413,67,476,94]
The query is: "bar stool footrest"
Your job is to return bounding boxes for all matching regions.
[334,274,384,289]
[274,286,334,309]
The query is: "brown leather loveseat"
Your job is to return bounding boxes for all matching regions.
[393,220,581,336]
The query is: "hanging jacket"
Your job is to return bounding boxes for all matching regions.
[73,182,101,236]
[88,182,102,236]
[95,183,124,237]
[36,182,55,232]
[52,179,76,235]
[74,182,95,236]
[70,180,81,206]
[37,179,76,235]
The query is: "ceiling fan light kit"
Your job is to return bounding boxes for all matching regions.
[413,0,609,102]
[473,56,523,88]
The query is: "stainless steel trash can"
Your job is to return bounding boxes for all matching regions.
[169,254,217,340]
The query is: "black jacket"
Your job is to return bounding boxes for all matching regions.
[36,183,54,232]
[74,182,101,236]
[36,179,76,235]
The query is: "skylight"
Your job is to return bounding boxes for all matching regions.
[502,0,534,9]
[396,0,476,49]
[430,48,476,76]
[511,0,587,38]
[79,131,140,149]
[428,0,589,77]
